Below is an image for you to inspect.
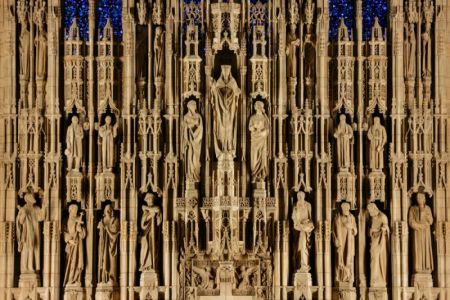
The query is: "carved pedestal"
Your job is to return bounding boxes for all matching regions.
[333,285,356,300]
[368,287,388,300]
[253,181,266,198]
[66,170,83,205]
[18,273,40,300]
[412,273,433,288]
[64,286,84,300]
[293,271,312,300]
[368,171,385,202]
[95,283,119,300]
[140,270,158,300]
[336,171,356,207]
[96,171,117,207]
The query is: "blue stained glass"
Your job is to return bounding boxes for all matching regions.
[97,0,123,41]
[64,0,89,40]
[362,0,388,40]
[329,0,354,40]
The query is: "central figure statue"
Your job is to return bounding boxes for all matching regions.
[211,65,241,159]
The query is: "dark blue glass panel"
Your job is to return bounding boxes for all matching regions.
[362,0,388,40]
[63,0,89,40]
[97,0,123,41]
[329,0,354,40]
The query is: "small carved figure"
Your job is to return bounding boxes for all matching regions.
[19,24,30,79]
[136,0,147,25]
[367,117,387,171]
[249,101,269,182]
[367,203,389,287]
[154,27,164,78]
[16,192,46,273]
[65,115,84,171]
[422,22,432,77]
[409,192,434,274]
[183,100,203,182]
[211,65,241,159]
[192,265,215,290]
[286,24,300,78]
[35,22,47,78]
[404,23,416,79]
[334,114,353,170]
[292,191,314,272]
[140,193,162,271]
[333,202,357,284]
[98,204,120,284]
[63,204,86,286]
[237,265,258,290]
[99,116,118,171]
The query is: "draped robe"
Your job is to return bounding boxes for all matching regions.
[183,111,203,182]
[64,217,86,285]
[140,205,162,271]
[333,213,357,283]
[98,214,120,284]
[409,205,434,273]
[369,212,389,287]
[249,111,269,181]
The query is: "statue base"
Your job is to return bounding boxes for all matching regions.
[368,287,387,300]
[140,270,159,300]
[66,170,84,205]
[293,271,312,300]
[333,285,356,300]
[368,171,386,203]
[96,171,117,208]
[252,181,266,198]
[18,272,40,300]
[64,286,84,300]
[95,283,119,300]
[412,272,433,288]
[336,171,356,208]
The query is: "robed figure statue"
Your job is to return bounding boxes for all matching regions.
[63,204,86,286]
[249,101,269,182]
[16,192,46,273]
[183,100,203,182]
[210,65,241,159]
[98,205,120,285]
[65,115,84,171]
[140,193,162,271]
[367,203,389,287]
[99,116,118,171]
[334,114,353,170]
[292,191,314,272]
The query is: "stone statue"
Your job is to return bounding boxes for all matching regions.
[292,191,314,272]
[99,116,118,171]
[408,192,434,274]
[63,204,86,286]
[367,117,387,171]
[136,0,147,25]
[98,204,120,284]
[237,265,257,290]
[35,23,47,78]
[154,27,164,78]
[332,202,357,284]
[333,114,353,170]
[422,22,432,77]
[19,24,30,79]
[16,192,46,273]
[249,101,269,182]
[65,115,84,171]
[367,203,389,287]
[140,193,162,272]
[192,265,215,290]
[404,23,416,79]
[210,65,241,158]
[286,24,300,78]
[183,100,203,182]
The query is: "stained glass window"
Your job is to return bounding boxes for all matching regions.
[362,0,388,40]
[329,0,354,40]
[97,0,123,40]
[63,0,89,40]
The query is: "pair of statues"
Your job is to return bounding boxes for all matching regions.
[65,115,118,172]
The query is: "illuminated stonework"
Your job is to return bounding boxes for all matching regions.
[0,0,450,300]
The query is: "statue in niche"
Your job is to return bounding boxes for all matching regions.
[16,192,46,273]
[98,204,120,285]
[136,0,147,25]
[65,115,84,171]
[140,193,162,272]
[183,100,203,182]
[154,27,164,78]
[19,24,30,79]
[210,65,241,159]
[249,101,269,182]
[192,265,215,290]
[404,23,416,79]
[422,22,432,77]
[236,265,258,290]
[367,117,387,171]
[99,116,118,171]
[35,19,47,78]
[292,191,314,272]
[367,203,389,287]
[63,204,86,286]
[332,202,357,284]
[408,192,434,274]
[333,114,353,170]
[286,24,300,78]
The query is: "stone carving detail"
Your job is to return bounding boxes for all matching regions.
[154,27,164,79]
[63,204,86,286]
[192,265,216,290]
[332,202,357,285]
[286,24,300,78]
[292,191,314,272]
[249,101,269,182]
[367,117,387,171]
[334,115,353,170]
[65,116,84,171]
[140,193,162,271]
[16,192,46,274]
[99,116,118,171]
[183,101,203,183]
[367,203,389,288]
[98,205,120,285]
